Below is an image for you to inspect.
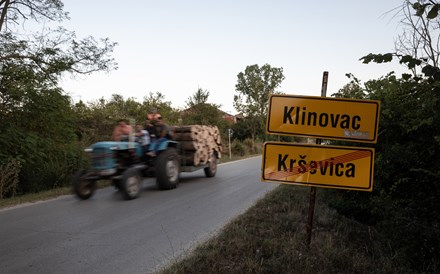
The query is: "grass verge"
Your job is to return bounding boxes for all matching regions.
[158,185,408,274]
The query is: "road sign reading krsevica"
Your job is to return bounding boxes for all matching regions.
[261,142,375,192]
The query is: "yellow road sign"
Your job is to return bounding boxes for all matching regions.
[266,94,380,143]
[261,142,375,191]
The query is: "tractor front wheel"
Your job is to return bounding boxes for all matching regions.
[72,170,97,200]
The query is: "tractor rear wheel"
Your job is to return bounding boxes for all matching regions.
[121,167,142,200]
[156,148,180,190]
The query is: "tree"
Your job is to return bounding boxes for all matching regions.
[0,62,80,193]
[361,0,440,79]
[0,0,117,194]
[0,0,67,33]
[0,1,117,80]
[332,74,440,271]
[142,92,179,124]
[72,92,180,145]
[181,88,228,133]
[233,64,285,142]
[185,87,210,107]
[331,73,366,99]
[331,2,440,267]
[395,1,440,71]
[106,94,143,121]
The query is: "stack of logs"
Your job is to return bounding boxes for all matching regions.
[173,125,222,166]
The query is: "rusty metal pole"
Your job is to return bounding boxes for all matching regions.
[306,71,328,245]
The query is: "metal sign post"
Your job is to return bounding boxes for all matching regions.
[307,71,328,245]
[228,128,233,159]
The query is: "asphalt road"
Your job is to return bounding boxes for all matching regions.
[0,156,277,274]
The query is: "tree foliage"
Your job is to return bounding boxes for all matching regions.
[181,88,228,137]
[0,62,81,193]
[331,74,440,271]
[0,28,117,79]
[0,0,67,32]
[233,64,285,141]
[185,87,210,108]
[330,3,440,269]
[0,0,117,79]
[360,0,440,79]
[332,73,366,99]
[0,0,117,194]
[73,92,179,145]
[142,91,179,124]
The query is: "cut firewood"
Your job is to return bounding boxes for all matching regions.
[173,125,222,166]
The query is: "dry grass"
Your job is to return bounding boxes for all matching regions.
[159,185,408,274]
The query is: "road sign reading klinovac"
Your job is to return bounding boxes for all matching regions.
[261,142,375,191]
[266,95,380,143]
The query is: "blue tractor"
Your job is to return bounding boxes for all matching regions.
[72,139,219,200]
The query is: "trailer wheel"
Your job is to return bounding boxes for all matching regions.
[121,167,142,200]
[204,153,217,177]
[72,170,97,200]
[156,148,180,190]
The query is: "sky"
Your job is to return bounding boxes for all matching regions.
[58,0,407,114]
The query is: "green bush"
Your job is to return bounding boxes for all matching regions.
[0,158,21,199]
[18,142,87,193]
[329,74,440,271]
[242,138,254,154]
[231,139,246,156]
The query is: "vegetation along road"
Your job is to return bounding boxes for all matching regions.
[0,156,275,274]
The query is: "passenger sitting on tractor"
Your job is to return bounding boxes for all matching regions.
[145,107,162,137]
[146,115,172,157]
[135,124,150,152]
[145,117,157,140]
[112,119,132,141]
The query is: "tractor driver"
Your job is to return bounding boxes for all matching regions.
[146,114,172,157]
